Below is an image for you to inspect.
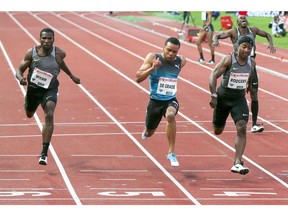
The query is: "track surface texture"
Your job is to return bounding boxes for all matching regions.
[1,11,288,215]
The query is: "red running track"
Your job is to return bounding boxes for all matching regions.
[1,11,288,215]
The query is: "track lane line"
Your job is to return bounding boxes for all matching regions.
[56,12,288,135]
[71,11,288,115]
[91,12,288,77]
[6,12,288,206]
[0,39,82,205]
[29,12,288,189]
[29,12,288,190]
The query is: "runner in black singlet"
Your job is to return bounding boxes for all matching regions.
[209,36,256,175]
[16,28,81,165]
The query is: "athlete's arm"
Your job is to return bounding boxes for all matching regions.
[59,60,81,84]
[252,27,276,53]
[209,54,230,92]
[57,47,81,84]
[211,29,235,47]
[209,55,231,108]
[179,55,187,68]
[16,48,32,85]
[136,52,160,83]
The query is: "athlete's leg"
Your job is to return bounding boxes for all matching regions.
[142,99,162,139]
[196,28,207,61]
[165,106,177,154]
[41,100,56,156]
[250,88,258,126]
[234,120,247,164]
[24,88,39,118]
[142,128,156,138]
[212,98,229,135]
[206,30,215,62]
[250,68,264,133]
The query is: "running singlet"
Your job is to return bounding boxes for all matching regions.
[218,52,253,98]
[233,28,256,57]
[149,53,181,101]
[28,46,60,89]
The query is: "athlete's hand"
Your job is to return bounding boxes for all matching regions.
[152,57,162,69]
[211,40,219,48]
[268,45,276,54]
[19,77,28,86]
[71,76,81,84]
[209,97,217,109]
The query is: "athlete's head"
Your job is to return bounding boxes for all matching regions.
[39,28,55,51]
[238,36,254,57]
[237,15,248,28]
[164,37,181,47]
[40,28,54,37]
[163,37,180,62]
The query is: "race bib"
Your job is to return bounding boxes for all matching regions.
[30,67,53,89]
[157,77,177,96]
[227,72,249,89]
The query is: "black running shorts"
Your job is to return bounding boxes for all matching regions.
[145,97,179,130]
[25,85,58,112]
[213,95,249,128]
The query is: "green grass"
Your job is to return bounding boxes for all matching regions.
[145,11,288,50]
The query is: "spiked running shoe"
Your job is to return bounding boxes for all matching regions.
[231,162,249,175]
[198,58,205,64]
[167,153,179,167]
[207,60,215,65]
[251,124,264,133]
[38,155,48,166]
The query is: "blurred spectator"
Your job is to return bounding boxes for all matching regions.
[212,11,220,20]
[237,11,248,16]
[269,16,287,37]
[183,11,190,26]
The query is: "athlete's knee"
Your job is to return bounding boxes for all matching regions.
[44,102,56,120]
[196,35,204,45]
[26,112,34,118]
[25,107,35,118]
[166,111,176,123]
[47,111,54,119]
[236,121,247,134]
[145,129,156,137]
[214,127,224,135]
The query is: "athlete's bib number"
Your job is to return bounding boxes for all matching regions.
[157,77,177,96]
[227,72,249,89]
[30,67,53,89]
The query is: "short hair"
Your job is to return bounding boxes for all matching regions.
[40,28,54,37]
[165,37,180,47]
[238,36,254,47]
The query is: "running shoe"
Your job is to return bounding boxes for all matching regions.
[198,58,205,64]
[141,131,148,140]
[231,162,249,175]
[167,153,179,167]
[38,155,48,165]
[251,124,264,133]
[207,60,215,64]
